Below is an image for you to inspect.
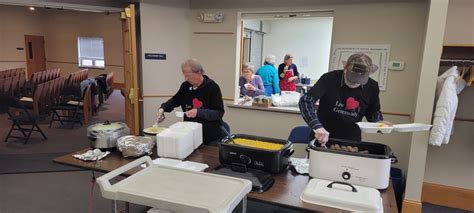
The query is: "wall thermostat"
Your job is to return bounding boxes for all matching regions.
[388,61,405,71]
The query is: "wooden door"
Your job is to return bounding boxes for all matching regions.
[122,4,140,135]
[24,35,46,79]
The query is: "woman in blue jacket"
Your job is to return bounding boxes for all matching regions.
[256,55,280,96]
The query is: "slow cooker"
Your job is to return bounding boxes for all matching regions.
[219,134,294,174]
[308,138,397,189]
[87,121,129,150]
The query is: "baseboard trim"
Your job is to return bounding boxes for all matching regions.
[402,199,422,213]
[113,83,125,89]
[422,182,474,211]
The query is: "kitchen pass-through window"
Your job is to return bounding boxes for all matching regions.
[78,36,105,68]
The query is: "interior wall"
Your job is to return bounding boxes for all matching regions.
[44,10,124,83]
[140,0,191,128]
[261,18,333,80]
[0,5,124,82]
[0,5,45,71]
[423,0,474,189]
[443,0,474,45]
[189,1,428,176]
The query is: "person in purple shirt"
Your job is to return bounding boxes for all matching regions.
[239,62,265,97]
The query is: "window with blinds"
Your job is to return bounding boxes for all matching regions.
[77,37,105,68]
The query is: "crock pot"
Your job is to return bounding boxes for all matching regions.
[307,138,397,189]
[87,121,129,150]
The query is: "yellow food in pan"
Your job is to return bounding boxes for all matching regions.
[231,138,284,150]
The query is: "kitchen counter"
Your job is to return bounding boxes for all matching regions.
[227,103,301,114]
[54,145,398,212]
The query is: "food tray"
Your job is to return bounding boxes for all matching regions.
[96,156,251,213]
[357,122,393,134]
[392,123,432,132]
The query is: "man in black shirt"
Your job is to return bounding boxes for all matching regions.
[299,53,389,144]
[156,58,224,145]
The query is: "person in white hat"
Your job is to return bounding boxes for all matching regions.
[299,53,391,145]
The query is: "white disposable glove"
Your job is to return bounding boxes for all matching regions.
[155,108,165,124]
[314,127,330,145]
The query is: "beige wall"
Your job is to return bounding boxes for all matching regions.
[140,0,191,128]
[0,5,124,82]
[423,0,474,189]
[44,10,124,83]
[187,1,428,177]
[0,5,45,71]
[443,0,474,45]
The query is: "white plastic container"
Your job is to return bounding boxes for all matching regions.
[357,122,393,134]
[169,122,203,149]
[156,128,194,160]
[301,178,383,212]
[151,158,209,172]
[393,123,432,132]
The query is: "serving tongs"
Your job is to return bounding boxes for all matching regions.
[152,113,166,128]
[220,126,236,144]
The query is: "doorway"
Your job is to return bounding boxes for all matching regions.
[24,35,46,79]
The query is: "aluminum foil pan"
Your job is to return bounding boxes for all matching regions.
[289,157,309,175]
[117,135,154,157]
[73,149,110,161]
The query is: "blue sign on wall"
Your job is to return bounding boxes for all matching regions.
[145,53,166,60]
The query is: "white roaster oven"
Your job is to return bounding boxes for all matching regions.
[301,138,398,212]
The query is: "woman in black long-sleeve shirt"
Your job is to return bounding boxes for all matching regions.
[156,58,224,145]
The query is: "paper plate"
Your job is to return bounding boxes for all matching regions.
[143,127,167,135]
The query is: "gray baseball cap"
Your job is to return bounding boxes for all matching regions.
[345,53,378,85]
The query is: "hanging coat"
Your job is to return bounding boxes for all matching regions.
[429,66,466,146]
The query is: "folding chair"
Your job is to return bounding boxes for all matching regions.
[0,94,47,144]
[49,84,83,128]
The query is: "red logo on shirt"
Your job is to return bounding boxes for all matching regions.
[192,98,203,109]
[345,97,359,110]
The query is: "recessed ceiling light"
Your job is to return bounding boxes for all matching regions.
[29,6,35,11]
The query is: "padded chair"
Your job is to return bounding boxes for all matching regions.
[0,94,47,144]
[288,126,313,144]
[288,126,314,158]
[222,121,231,134]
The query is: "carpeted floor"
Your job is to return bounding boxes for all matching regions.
[0,90,124,174]
[0,153,84,174]
[0,90,125,156]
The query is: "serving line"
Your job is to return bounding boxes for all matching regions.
[54,145,398,212]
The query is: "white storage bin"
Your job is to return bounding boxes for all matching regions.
[170,122,203,149]
[156,128,194,160]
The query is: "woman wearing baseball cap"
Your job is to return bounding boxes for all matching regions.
[298,53,390,144]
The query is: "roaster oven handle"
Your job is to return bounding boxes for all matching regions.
[283,148,294,157]
[390,154,398,164]
[327,181,358,192]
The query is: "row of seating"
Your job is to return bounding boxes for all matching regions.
[30,68,60,87]
[0,68,25,79]
[1,68,115,144]
[0,72,27,97]
[67,69,88,85]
